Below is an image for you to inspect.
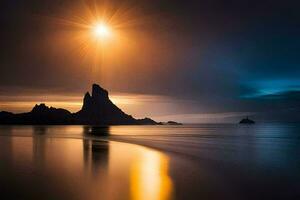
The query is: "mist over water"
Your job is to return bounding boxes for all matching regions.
[0,124,300,199]
[110,124,300,169]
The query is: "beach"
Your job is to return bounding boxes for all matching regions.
[0,124,300,200]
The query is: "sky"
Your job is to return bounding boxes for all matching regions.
[0,0,300,123]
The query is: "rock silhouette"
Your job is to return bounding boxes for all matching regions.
[166,121,182,125]
[0,84,160,125]
[239,117,255,124]
[74,84,137,125]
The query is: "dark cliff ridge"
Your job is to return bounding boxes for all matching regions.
[0,84,161,125]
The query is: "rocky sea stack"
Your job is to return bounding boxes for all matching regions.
[239,117,255,124]
[0,84,160,125]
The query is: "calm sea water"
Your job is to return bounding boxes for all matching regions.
[0,124,300,200]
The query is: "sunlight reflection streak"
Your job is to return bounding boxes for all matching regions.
[130,150,173,200]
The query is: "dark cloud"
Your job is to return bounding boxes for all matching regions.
[0,0,300,121]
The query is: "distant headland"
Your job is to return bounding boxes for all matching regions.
[239,117,255,124]
[0,84,180,125]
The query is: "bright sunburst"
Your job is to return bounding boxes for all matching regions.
[92,23,111,39]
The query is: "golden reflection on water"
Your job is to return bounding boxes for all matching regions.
[130,150,173,200]
[2,126,173,200]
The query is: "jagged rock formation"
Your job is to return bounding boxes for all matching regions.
[0,84,160,125]
[74,84,137,125]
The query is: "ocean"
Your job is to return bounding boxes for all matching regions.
[0,124,299,199]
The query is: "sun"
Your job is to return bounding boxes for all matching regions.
[92,23,111,39]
